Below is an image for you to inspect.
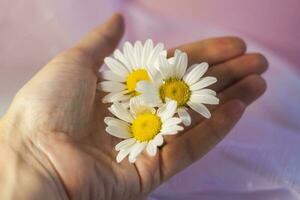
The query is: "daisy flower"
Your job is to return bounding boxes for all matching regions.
[98,39,165,104]
[104,99,182,163]
[136,50,219,126]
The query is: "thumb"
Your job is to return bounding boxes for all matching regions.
[72,13,125,71]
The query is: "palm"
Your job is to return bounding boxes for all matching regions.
[13,48,162,199]
[3,14,267,200]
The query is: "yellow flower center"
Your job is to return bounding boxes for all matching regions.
[131,113,162,142]
[126,69,150,96]
[159,78,191,107]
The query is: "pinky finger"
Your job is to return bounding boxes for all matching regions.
[159,99,245,182]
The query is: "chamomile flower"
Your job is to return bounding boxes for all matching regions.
[104,99,182,163]
[98,39,165,104]
[136,50,219,126]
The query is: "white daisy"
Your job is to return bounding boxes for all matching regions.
[98,39,165,104]
[136,50,219,126]
[104,99,182,163]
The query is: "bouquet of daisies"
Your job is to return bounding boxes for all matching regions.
[98,39,219,163]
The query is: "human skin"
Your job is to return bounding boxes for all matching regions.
[0,14,268,200]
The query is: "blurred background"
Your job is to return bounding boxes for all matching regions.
[1,0,300,199]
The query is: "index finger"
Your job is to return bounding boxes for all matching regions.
[168,37,246,65]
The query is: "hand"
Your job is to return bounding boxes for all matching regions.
[0,14,267,200]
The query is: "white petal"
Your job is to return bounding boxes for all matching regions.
[116,147,132,163]
[154,76,164,88]
[150,69,164,86]
[120,101,130,109]
[136,81,161,106]
[102,91,130,103]
[158,54,172,79]
[140,94,161,107]
[190,94,219,105]
[146,141,157,156]
[128,142,147,163]
[190,77,217,91]
[153,134,164,146]
[99,81,126,92]
[145,41,164,77]
[177,108,191,126]
[124,42,137,69]
[160,50,167,58]
[168,49,182,67]
[134,41,143,67]
[113,49,132,71]
[101,70,125,82]
[104,117,130,129]
[136,80,157,94]
[183,62,209,85]
[106,126,131,139]
[141,39,154,67]
[174,49,182,57]
[104,57,128,77]
[162,117,182,128]
[104,116,115,124]
[157,100,177,122]
[187,101,211,118]
[109,102,133,123]
[193,89,217,96]
[147,43,164,67]
[175,52,188,79]
[115,138,136,151]
[160,125,184,135]
[129,97,156,116]
[185,64,198,75]
[146,64,160,80]
[168,57,175,65]
[160,131,179,136]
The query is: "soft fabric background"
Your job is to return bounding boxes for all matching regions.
[0,0,299,199]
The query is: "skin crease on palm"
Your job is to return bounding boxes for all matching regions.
[0,14,268,200]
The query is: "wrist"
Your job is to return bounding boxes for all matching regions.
[0,116,69,200]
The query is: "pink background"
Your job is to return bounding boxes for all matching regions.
[1,0,300,199]
[139,0,300,67]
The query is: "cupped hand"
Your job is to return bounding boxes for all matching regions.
[0,14,267,200]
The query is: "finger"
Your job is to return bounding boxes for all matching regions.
[218,74,267,105]
[184,54,268,125]
[185,54,267,125]
[186,74,266,127]
[65,13,125,71]
[164,74,266,145]
[207,53,268,92]
[160,99,245,181]
[168,37,246,65]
